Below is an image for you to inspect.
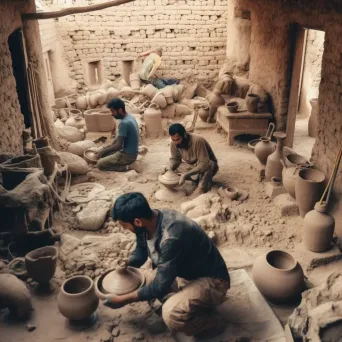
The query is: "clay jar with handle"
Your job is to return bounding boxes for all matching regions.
[295,168,325,217]
[265,131,286,181]
[252,250,305,304]
[303,202,335,252]
[308,98,318,138]
[246,94,260,113]
[255,137,276,165]
[25,246,58,284]
[144,103,163,138]
[58,276,99,321]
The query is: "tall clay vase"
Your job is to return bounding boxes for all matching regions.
[144,104,163,138]
[25,246,58,284]
[303,203,335,252]
[58,276,99,321]
[254,137,276,165]
[295,168,325,217]
[246,94,260,113]
[265,132,286,181]
[252,250,305,304]
[308,98,318,138]
[121,59,134,86]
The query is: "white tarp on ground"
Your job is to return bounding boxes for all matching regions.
[175,269,285,342]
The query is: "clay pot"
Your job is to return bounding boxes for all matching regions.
[252,250,305,304]
[303,203,335,253]
[66,116,85,129]
[84,109,99,132]
[265,132,286,181]
[175,104,191,116]
[144,104,163,138]
[308,98,318,138]
[151,93,167,109]
[25,246,58,284]
[224,187,238,200]
[121,86,135,100]
[284,154,310,168]
[95,260,145,299]
[248,139,261,152]
[59,108,68,122]
[227,101,239,113]
[198,107,210,122]
[84,148,99,164]
[295,168,325,218]
[106,87,120,101]
[55,98,67,109]
[161,104,176,119]
[172,84,184,102]
[161,87,174,105]
[208,90,225,108]
[58,276,99,321]
[121,59,134,85]
[246,94,260,113]
[254,137,276,165]
[141,84,158,99]
[76,96,88,110]
[282,165,301,199]
[129,73,141,90]
[88,93,99,109]
[158,170,180,190]
[68,108,82,117]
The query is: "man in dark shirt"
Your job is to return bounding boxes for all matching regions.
[103,192,230,338]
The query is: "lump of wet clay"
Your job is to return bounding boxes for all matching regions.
[0,273,32,319]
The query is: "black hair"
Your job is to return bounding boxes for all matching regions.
[112,192,153,223]
[169,123,186,137]
[107,98,126,111]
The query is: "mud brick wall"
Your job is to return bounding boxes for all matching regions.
[0,1,27,154]
[44,0,228,91]
[236,0,342,233]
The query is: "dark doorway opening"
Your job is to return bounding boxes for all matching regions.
[8,29,32,128]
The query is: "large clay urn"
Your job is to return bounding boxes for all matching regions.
[303,202,335,252]
[25,246,58,284]
[254,137,276,165]
[295,168,325,218]
[252,250,305,304]
[246,94,260,113]
[95,260,145,300]
[308,98,318,138]
[265,132,286,181]
[144,104,163,138]
[58,276,99,321]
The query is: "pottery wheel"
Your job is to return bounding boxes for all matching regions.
[102,267,144,296]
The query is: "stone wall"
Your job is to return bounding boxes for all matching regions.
[43,0,228,91]
[234,0,342,233]
[298,29,324,118]
[0,1,27,154]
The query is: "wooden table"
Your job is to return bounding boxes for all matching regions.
[216,105,272,145]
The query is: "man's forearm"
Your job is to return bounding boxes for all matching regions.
[111,290,139,306]
[184,162,209,177]
[99,138,122,157]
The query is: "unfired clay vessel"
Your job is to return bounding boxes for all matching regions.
[129,73,141,90]
[295,168,325,217]
[198,107,209,122]
[254,137,276,165]
[144,104,163,138]
[95,260,145,299]
[303,202,335,253]
[66,116,85,129]
[265,132,286,181]
[224,187,238,200]
[161,104,176,119]
[151,93,167,109]
[252,250,305,304]
[158,170,180,190]
[141,84,158,99]
[227,101,239,113]
[246,94,260,113]
[25,246,58,284]
[58,276,99,321]
[106,87,120,101]
[76,96,88,110]
[175,104,191,116]
[284,154,310,168]
[84,148,99,164]
[161,87,174,105]
[308,98,318,138]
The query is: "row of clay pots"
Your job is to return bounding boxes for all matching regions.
[76,89,110,110]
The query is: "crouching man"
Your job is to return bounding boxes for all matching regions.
[166,123,219,195]
[103,192,230,338]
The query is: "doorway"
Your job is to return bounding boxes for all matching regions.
[8,29,32,128]
[285,25,324,159]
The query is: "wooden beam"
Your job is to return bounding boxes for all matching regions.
[22,0,135,20]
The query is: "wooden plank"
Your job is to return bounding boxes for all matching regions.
[22,0,135,20]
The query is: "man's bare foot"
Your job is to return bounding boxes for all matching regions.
[128,160,142,173]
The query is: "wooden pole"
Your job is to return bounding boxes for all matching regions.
[22,0,135,20]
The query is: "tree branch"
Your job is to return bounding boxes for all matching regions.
[22,0,135,20]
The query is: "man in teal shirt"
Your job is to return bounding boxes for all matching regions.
[96,98,141,172]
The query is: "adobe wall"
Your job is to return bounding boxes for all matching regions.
[0,1,27,154]
[235,0,342,233]
[43,0,228,91]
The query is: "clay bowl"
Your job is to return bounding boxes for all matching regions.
[285,153,310,168]
[227,101,239,113]
[58,276,99,321]
[224,187,239,200]
[25,246,58,284]
[83,148,99,164]
[158,170,180,190]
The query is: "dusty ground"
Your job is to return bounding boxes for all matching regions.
[1,116,340,342]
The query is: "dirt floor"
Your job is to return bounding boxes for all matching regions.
[1,116,341,342]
